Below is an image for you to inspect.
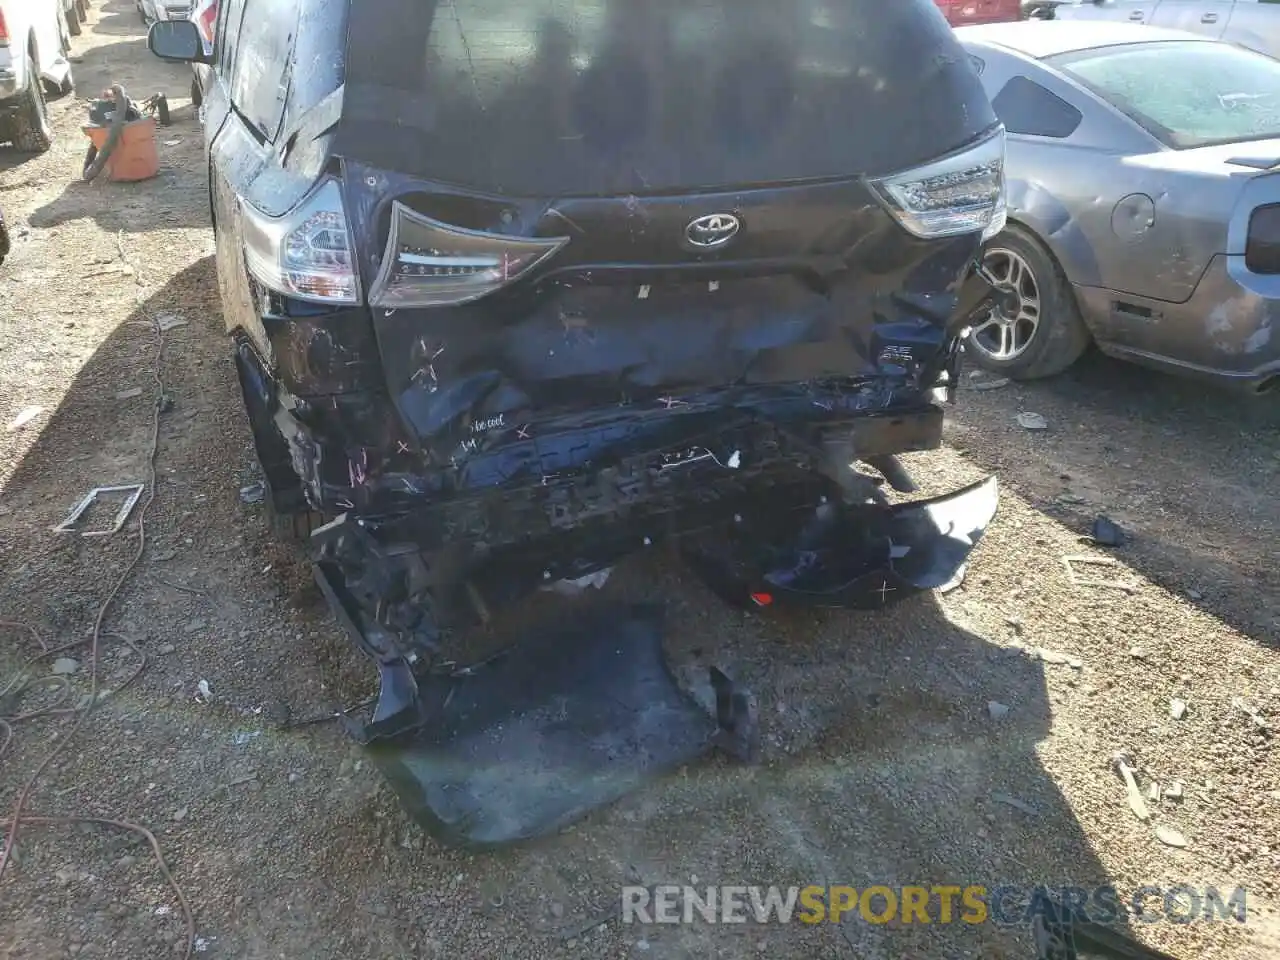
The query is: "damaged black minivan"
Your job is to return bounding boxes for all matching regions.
[151,0,1007,845]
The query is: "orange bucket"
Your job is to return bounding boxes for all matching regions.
[82,116,160,182]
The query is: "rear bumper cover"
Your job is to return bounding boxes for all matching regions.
[681,475,998,610]
[311,467,998,845]
[253,254,1007,846]
[1074,253,1280,391]
[361,604,755,848]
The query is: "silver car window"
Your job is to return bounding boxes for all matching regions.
[1051,40,1280,149]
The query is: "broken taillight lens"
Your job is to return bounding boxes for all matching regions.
[1245,203,1280,274]
[368,202,569,309]
[241,178,361,305]
[870,125,1007,241]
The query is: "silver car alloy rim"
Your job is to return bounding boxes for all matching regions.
[971,247,1041,361]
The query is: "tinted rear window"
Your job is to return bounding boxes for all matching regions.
[335,0,996,195]
[1050,41,1280,149]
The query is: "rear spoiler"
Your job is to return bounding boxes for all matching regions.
[1225,155,1280,171]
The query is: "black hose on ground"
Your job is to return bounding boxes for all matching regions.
[82,84,129,182]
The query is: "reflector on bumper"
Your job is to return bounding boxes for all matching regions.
[681,476,998,609]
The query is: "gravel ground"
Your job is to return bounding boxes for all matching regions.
[1,6,1279,959]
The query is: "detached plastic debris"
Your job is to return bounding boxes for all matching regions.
[7,405,43,432]
[238,482,266,505]
[1089,515,1126,547]
[541,568,612,597]
[364,604,756,848]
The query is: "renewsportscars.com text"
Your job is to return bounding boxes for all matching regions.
[621,884,1248,926]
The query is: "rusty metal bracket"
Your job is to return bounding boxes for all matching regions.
[1061,555,1139,594]
[52,484,145,536]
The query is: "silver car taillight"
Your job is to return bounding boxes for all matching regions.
[368,202,569,309]
[870,125,1007,241]
[241,179,361,305]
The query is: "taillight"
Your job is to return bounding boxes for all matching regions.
[0,11,9,46]
[241,178,360,304]
[1245,203,1280,274]
[870,125,1008,241]
[368,202,569,309]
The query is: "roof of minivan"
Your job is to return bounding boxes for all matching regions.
[336,0,999,195]
[955,20,1213,59]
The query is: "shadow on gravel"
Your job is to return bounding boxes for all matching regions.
[0,258,1139,955]
[91,0,157,38]
[297,559,1145,957]
[955,350,1280,650]
[0,255,219,519]
[0,152,45,177]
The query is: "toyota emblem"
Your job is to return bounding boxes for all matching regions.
[685,213,741,249]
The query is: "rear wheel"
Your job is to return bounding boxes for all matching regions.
[67,5,82,35]
[13,53,53,154]
[966,225,1090,380]
[190,76,202,108]
[76,0,88,22]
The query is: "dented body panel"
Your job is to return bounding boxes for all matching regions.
[165,0,1011,846]
[198,0,1007,663]
[340,163,983,471]
[960,22,1280,391]
[1075,254,1280,385]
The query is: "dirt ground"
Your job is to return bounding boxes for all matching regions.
[1,6,1279,959]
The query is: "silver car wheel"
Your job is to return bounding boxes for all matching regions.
[971,247,1041,361]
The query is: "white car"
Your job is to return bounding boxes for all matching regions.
[1047,1,1280,61]
[138,0,195,25]
[0,0,74,152]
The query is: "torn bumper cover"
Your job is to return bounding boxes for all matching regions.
[681,476,997,610]
[356,605,756,849]
[310,462,997,846]
[297,263,1005,848]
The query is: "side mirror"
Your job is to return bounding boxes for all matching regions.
[148,20,209,63]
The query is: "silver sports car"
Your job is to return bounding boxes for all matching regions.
[957,21,1280,394]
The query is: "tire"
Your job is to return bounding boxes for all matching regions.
[190,76,203,108]
[966,224,1091,380]
[76,0,88,23]
[12,54,53,154]
[68,6,82,35]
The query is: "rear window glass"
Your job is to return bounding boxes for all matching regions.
[1050,41,1280,149]
[335,0,996,195]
